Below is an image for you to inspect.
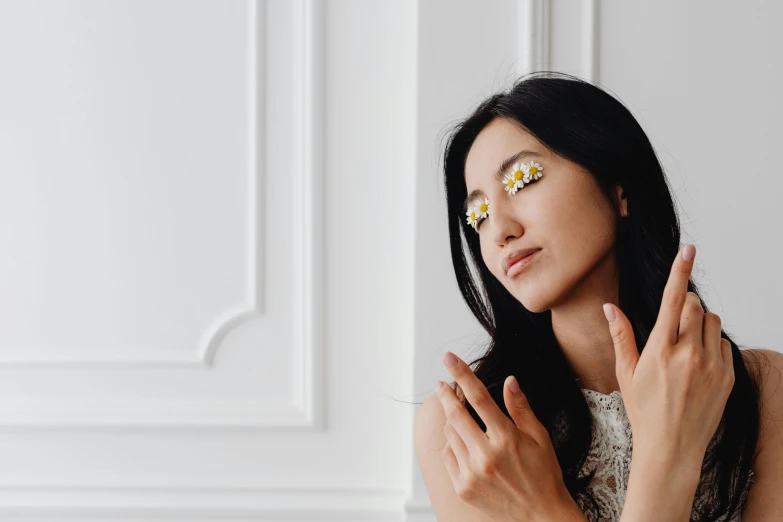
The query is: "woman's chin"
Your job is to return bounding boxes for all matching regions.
[515,295,549,314]
[512,287,560,314]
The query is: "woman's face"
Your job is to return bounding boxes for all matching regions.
[463,117,624,313]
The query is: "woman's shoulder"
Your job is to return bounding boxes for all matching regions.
[735,347,783,517]
[740,347,783,458]
[740,347,782,417]
[741,347,782,397]
[741,346,780,364]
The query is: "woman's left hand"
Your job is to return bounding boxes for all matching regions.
[435,351,584,522]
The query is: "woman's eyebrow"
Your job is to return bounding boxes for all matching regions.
[462,149,543,212]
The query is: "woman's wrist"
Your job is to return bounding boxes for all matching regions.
[633,437,707,475]
[544,485,589,522]
[620,452,702,522]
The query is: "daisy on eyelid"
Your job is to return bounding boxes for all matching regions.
[466,206,479,228]
[503,173,519,194]
[510,162,528,187]
[477,198,490,218]
[528,161,543,180]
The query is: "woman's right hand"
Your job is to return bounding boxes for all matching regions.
[602,244,735,471]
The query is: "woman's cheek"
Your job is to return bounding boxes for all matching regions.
[480,244,499,278]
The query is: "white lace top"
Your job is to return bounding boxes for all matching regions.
[572,389,754,522]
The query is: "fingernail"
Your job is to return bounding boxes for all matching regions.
[443,352,458,368]
[509,376,520,393]
[682,244,695,261]
[434,380,443,393]
[603,303,616,323]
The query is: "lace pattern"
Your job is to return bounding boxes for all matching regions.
[566,389,754,522]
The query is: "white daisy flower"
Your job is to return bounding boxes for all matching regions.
[476,198,490,218]
[522,168,533,185]
[465,206,479,229]
[528,161,543,180]
[510,162,529,189]
[502,173,519,194]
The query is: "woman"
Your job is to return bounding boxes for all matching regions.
[414,72,782,521]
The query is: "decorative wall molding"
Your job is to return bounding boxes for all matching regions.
[0,1,267,370]
[581,0,600,83]
[0,307,256,368]
[0,0,326,430]
[288,0,326,434]
[515,0,600,83]
[516,0,551,77]
[0,482,407,521]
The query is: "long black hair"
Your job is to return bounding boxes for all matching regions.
[442,71,762,521]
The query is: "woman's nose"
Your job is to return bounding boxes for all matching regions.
[489,197,522,243]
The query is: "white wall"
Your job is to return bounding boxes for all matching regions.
[0,0,778,520]
[0,0,415,519]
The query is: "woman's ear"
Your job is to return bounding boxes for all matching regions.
[615,185,628,217]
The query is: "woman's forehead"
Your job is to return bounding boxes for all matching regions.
[465,120,543,182]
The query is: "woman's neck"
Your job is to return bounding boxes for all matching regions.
[550,252,621,395]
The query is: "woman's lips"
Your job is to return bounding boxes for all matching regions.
[507,250,540,277]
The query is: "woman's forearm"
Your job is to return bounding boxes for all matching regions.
[619,453,702,522]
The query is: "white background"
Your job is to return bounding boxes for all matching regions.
[0,0,778,520]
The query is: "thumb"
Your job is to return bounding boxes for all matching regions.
[603,303,640,390]
[504,375,546,443]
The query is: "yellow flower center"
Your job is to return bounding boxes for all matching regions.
[529,166,538,175]
[479,203,488,213]
[513,170,523,180]
[506,179,515,188]
[470,211,476,220]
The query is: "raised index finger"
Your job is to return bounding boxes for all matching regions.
[441,352,509,436]
[652,244,697,346]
